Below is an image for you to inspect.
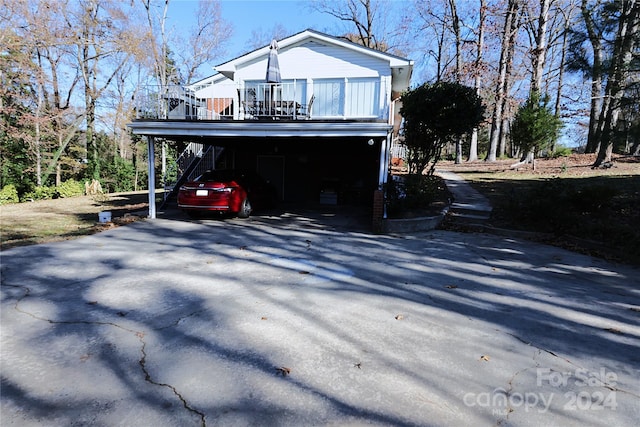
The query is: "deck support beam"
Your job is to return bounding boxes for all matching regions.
[147,136,157,219]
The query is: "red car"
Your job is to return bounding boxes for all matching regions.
[178,169,276,218]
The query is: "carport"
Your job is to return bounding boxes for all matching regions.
[128,120,393,222]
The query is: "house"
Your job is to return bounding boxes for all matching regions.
[128,29,413,230]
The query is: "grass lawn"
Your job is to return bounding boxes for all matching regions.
[0,192,151,250]
[439,154,640,265]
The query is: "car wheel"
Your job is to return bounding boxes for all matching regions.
[237,198,252,218]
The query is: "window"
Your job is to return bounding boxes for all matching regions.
[346,78,379,117]
[313,79,345,117]
[313,78,380,117]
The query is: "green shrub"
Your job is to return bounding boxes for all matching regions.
[386,174,449,216]
[0,184,19,205]
[551,145,573,158]
[57,179,85,198]
[101,157,136,193]
[21,186,57,202]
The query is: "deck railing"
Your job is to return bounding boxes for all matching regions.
[135,79,388,121]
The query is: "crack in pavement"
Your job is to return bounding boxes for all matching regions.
[3,283,207,426]
[501,329,637,396]
[155,309,205,331]
[491,329,639,426]
[137,334,206,426]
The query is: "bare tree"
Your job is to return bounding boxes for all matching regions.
[312,0,379,48]
[511,0,553,167]
[486,0,522,162]
[310,0,402,52]
[67,0,137,179]
[547,0,580,153]
[245,24,289,52]
[447,0,466,163]
[531,0,553,94]
[593,0,640,167]
[408,0,457,82]
[571,0,609,153]
[468,0,487,162]
[174,0,232,84]
[141,0,171,88]
[1,0,85,186]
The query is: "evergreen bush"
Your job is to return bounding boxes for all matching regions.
[0,184,19,205]
[21,186,58,202]
[57,179,85,198]
[386,174,449,217]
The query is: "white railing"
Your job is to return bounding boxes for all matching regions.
[136,79,388,121]
[136,85,208,120]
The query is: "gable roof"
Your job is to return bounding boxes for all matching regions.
[212,29,413,89]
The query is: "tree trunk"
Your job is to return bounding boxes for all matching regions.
[499,115,510,157]
[519,0,551,164]
[581,0,605,153]
[531,0,551,94]
[594,0,639,167]
[552,4,574,153]
[487,0,520,162]
[468,0,486,162]
[449,0,464,164]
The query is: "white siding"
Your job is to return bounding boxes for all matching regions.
[236,40,390,82]
[192,38,398,120]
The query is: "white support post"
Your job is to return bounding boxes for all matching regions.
[343,77,348,119]
[378,133,391,189]
[378,133,392,218]
[147,136,156,219]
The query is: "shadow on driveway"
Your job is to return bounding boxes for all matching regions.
[1,216,639,426]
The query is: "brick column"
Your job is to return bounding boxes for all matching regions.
[372,189,384,233]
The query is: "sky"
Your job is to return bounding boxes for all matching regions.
[166,0,348,75]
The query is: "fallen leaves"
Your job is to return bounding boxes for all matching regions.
[112,214,143,225]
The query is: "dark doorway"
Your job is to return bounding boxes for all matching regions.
[257,155,285,201]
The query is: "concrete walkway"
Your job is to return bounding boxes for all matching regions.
[437,169,492,226]
[2,197,639,426]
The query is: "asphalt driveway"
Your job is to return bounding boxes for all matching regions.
[1,214,639,426]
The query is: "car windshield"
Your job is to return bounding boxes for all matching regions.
[196,170,238,182]
[196,170,258,183]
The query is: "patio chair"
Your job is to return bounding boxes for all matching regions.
[297,94,315,119]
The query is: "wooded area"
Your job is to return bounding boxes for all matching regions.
[1,0,638,202]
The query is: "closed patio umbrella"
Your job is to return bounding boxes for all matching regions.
[266,39,281,84]
[265,40,282,116]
